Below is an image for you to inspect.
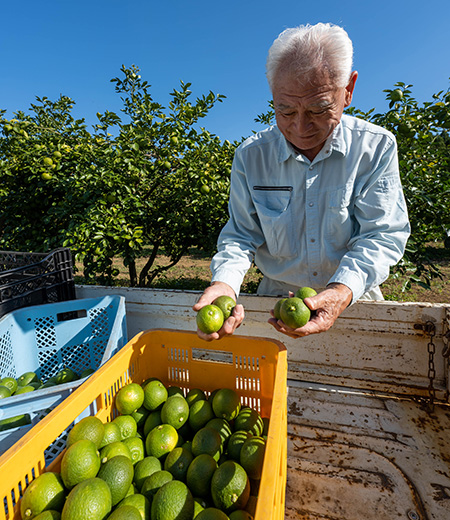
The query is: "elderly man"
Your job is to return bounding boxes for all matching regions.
[193,22,410,340]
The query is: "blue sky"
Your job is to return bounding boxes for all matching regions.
[2,0,449,143]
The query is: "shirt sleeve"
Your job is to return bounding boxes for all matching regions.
[327,137,411,303]
[210,148,264,297]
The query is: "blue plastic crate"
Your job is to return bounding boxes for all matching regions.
[0,295,127,456]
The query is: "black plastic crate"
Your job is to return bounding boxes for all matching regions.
[0,248,75,318]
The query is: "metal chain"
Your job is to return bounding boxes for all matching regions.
[426,321,437,411]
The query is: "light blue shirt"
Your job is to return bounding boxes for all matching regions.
[211,115,411,303]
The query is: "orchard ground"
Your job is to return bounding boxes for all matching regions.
[75,242,450,304]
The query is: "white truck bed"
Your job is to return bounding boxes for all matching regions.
[77,285,450,520]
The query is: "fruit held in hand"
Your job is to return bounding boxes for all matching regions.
[273,298,287,320]
[295,287,317,300]
[212,295,236,320]
[280,297,311,329]
[196,305,224,334]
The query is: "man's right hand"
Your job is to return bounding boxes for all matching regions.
[192,282,244,341]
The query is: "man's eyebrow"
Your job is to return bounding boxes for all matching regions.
[275,103,294,110]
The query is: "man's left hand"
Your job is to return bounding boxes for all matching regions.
[268,283,352,338]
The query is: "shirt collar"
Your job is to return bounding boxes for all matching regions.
[277,119,348,163]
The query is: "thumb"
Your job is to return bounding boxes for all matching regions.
[303,295,320,311]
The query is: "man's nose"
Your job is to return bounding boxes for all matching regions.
[291,112,313,134]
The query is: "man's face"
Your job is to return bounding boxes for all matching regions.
[273,69,357,161]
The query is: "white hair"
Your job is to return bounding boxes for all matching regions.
[266,23,354,91]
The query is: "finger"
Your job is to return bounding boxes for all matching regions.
[196,328,220,342]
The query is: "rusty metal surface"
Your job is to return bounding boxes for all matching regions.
[286,381,450,520]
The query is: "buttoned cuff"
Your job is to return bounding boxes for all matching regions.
[211,269,245,299]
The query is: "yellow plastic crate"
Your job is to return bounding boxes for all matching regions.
[0,329,287,520]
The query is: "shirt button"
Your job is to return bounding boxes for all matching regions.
[313,272,318,276]
[309,202,314,207]
[309,166,314,170]
[310,238,315,243]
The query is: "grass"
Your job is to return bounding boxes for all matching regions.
[74,243,450,304]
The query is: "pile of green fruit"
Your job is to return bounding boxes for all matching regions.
[0,367,94,432]
[19,379,266,520]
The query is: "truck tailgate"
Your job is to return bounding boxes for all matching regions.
[76,286,450,520]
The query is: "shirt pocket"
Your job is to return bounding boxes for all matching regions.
[252,186,298,258]
[325,184,354,248]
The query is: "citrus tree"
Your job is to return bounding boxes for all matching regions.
[346,82,450,289]
[0,65,236,286]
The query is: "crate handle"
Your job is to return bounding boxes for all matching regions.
[56,309,88,322]
[191,348,234,365]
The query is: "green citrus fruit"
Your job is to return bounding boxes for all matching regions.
[186,453,218,498]
[163,446,194,481]
[151,480,194,520]
[294,287,317,300]
[212,295,236,320]
[143,380,168,411]
[143,410,162,437]
[131,406,150,429]
[391,89,403,101]
[212,388,241,421]
[226,431,252,462]
[196,305,224,334]
[239,436,266,480]
[55,368,78,385]
[229,510,254,520]
[106,505,141,520]
[196,508,230,520]
[116,494,150,520]
[99,422,122,449]
[194,498,206,518]
[123,436,145,465]
[20,472,65,520]
[211,460,250,514]
[192,427,223,462]
[0,386,11,399]
[79,368,95,379]
[17,371,39,387]
[100,441,132,463]
[160,395,190,430]
[280,297,311,329]
[189,399,215,431]
[112,415,138,440]
[234,407,264,437]
[0,413,31,431]
[14,385,35,395]
[133,456,162,491]
[33,511,61,520]
[61,478,112,520]
[97,454,134,506]
[185,388,206,407]
[0,376,18,394]
[273,298,287,320]
[145,423,178,460]
[167,385,184,397]
[43,157,53,167]
[115,383,145,415]
[141,470,173,501]
[66,416,105,449]
[60,439,101,490]
[206,418,232,447]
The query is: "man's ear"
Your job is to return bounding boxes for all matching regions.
[344,71,358,107]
